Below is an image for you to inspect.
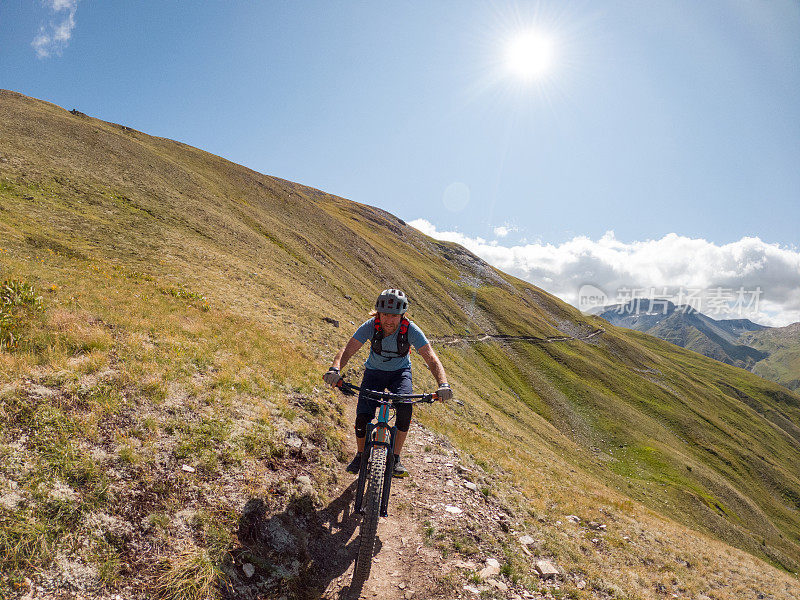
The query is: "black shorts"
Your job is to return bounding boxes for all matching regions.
[356,367,413,431]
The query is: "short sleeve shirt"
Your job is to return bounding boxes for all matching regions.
[352,317,429,371]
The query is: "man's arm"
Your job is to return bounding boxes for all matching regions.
[417,343,448,385]
[332,337,364,371]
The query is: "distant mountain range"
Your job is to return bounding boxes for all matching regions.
[596,299,800,390]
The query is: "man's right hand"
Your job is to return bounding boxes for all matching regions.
[323,367,342,387]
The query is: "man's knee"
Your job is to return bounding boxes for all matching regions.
[395,405,412,432]
[354,413,370,438]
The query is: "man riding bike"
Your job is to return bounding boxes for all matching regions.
[323,288,452,477]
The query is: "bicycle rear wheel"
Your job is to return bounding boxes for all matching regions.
[352,444,387,587]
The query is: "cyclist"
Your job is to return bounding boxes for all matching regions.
[323,288,452,477]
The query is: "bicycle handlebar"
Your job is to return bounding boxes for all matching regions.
[335,380,438,403]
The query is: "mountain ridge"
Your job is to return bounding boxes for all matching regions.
[597,298,800,389]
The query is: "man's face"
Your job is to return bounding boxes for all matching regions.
[379,312,402,334]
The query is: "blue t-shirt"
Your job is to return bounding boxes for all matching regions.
[352,317,429,371]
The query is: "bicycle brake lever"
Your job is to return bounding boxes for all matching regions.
[336,380,356,396]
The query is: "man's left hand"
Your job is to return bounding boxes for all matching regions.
[323,367,342,387]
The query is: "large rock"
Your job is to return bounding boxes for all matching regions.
[535,559,560,578]
[238,499,309,560]
[486,578,509,591]
[479,558,501,579]
[295,475,314,496]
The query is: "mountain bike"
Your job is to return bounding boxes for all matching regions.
[335,380,439,588]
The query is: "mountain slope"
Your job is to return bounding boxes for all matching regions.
[598,300,770,369]
[594,298,800,390]
[741,323,800,391]
[598,300,800,391]
[2,89,800,599]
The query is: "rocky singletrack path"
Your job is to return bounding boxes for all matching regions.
[310,402,448,600]
[305,397,557,600]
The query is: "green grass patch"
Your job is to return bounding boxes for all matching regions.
[159,286,210,312]
[0,279,43,351]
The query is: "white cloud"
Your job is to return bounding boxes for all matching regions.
[32,1,78,59]
[409,219,800,327]
[493,225,519,238]
[51,0,77,10]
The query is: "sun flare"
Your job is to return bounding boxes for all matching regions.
[505,29,554,81]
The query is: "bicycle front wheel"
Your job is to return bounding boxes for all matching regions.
[352,444,387,587]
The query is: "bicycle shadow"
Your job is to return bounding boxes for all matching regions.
[233,480,382,599]
[305,479,386,599]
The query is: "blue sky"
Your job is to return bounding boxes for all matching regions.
[2,1,799,324]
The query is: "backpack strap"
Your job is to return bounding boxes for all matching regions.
[397,317,410,356]
[371,316,411,358]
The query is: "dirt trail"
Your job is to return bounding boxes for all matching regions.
[311,413,443,600]
[428,327,604,347]
[305,397,553,600]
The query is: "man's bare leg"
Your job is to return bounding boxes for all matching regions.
[394,429,408,455]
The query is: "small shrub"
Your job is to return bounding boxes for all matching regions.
[117,444,141,465]
[0,511,54,572]
[500,561,515,580]
[160,286,209,312]
[423,520,435,539]
[174,418,231,464]
[453,538,479,555]
[237,417,280,460]
[0,279,43,351]
[155,545,227,600]
[147,512,171,532]
[191,510,233,557]
[96,544,122,587]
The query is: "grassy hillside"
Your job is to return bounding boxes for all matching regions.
[741,323,800,391]
[2,89,800,599]
[598,302,800,390]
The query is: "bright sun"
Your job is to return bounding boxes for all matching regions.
[505,29,554,81]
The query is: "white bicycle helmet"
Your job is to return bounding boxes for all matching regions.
[375,288,408,314]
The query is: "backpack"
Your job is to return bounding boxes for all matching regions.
[371,315,411,358]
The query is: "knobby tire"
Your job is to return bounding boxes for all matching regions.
[352,445,387,587]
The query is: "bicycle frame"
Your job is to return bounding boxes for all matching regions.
[355,402,396,517]
[339,382,436,518]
